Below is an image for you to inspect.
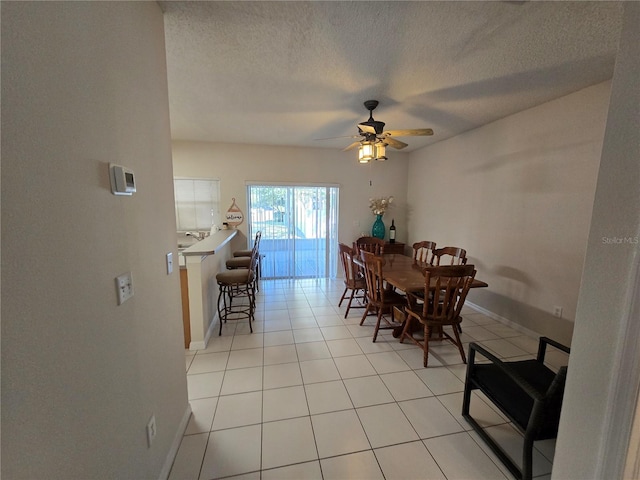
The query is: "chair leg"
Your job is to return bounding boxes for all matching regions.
[344,288,357,318]
[399,313,415,344]
[338,286,348,307]
[451,324,467,364]
[423,325,431,367]
[217,285,227,336]
[247,283,254,333]
[523,434,534,480]
[372,308,383,342]
[359,304,372,326]
[462,383,473,417]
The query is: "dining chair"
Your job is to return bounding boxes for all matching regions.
[412,241,437,265]
[432,246,467,265]
[400,264,476,366]
[463,337,570,480]
[359,250,407,342]
[354,236,385,255]
[338,243,367,318]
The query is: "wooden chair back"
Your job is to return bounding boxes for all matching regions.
[355,236,385,255]
[359,249,407,342]
[359,250,387,306]
[419,264,476,322]
[432,246,467,265]
[338,243,360,288]
[412,241,437,265]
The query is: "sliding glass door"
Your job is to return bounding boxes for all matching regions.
[247,184,339,279]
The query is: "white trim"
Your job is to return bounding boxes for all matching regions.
[465,301,544,339]
[602,250,640,478]
[189,339,206,350]
[174,176,221,181]
[202,311,220,349]
[158,404,192,480]
[245,180,340,188]
[189,311,220,351]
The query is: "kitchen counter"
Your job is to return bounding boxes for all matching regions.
[180,228,238,350]
[181,229,237,256]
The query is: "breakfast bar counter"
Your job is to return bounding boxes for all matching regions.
[181,229,237,257]
[181,229,237,350]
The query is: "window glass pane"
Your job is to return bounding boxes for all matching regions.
[247,184,338,279]
[174,178,220,231]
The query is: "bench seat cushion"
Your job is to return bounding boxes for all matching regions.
[472,360,558,436]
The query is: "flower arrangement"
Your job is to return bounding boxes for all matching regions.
[369,196,394,216]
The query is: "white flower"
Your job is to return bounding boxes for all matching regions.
[369,196,394,216]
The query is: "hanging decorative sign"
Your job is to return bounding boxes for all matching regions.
[225,198,244,227]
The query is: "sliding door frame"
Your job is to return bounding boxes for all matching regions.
[246,182,339,279]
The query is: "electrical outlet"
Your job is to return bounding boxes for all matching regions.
[553,306,563,318]
[115,272,134,305]
[146,415,156,447]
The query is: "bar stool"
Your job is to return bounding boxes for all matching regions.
[232,231,261,258]
[216,251,258,335]
[227,231,262,289]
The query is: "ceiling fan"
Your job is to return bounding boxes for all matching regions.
[344,100,434,163]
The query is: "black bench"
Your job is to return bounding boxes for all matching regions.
[462,337,570,480]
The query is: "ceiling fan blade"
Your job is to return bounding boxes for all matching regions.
[384,137,408,149]
[314,135,359,141]
[358,124,377,134]
[383,128,434,137]
[343,141,361,151]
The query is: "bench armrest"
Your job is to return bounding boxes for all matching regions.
[467,342,546,402]
[538,336,571,362]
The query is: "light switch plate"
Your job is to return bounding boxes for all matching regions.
[166,252,173,274]
[146,415,156,447]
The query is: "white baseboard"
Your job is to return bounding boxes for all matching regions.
[189,311,220,351]
[202,310,220,348]
[159,403,192,480]
[465,301,542,339]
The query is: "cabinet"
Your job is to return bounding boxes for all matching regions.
[384,242,406,255]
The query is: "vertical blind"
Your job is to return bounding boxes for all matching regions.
[247,184,339,279]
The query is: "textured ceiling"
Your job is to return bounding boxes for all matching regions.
[160,1,623,153]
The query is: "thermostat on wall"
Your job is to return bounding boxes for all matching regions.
[110,163,136,196]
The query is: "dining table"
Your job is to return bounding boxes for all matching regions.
[379,254,488,291]
[354,253,488,337]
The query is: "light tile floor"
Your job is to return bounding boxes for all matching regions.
[171,278,569,480]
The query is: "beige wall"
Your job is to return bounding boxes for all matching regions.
[407,82,612,344]
[171,141,410,254]
[1,3,188,479]
[554,3,640,477]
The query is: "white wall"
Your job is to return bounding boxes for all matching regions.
[407,81,612,344]
[172,141,410,256]
[1,3,188,479]
[554,3,640,478]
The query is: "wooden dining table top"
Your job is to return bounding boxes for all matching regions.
[356,253,489,293]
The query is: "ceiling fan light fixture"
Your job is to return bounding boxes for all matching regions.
[375,141,387,161]
[358,141,374,163]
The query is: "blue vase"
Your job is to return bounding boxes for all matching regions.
[371,214,385,239]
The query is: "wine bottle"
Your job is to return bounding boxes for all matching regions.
[389,219,396,243]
